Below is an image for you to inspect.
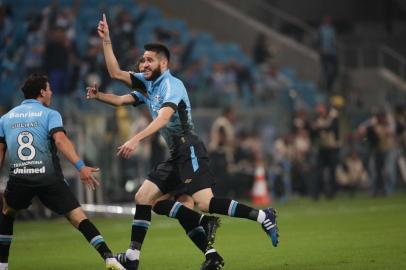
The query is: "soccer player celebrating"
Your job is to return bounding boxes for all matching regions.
[87,55,223,269]
[95,14,279,270]
[0,74,125,270]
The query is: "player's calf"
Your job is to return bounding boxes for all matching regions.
[200,215,221,248]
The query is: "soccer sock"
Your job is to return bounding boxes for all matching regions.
[78,219,112,259]
[209,198,260,221]
[154,200,201,231]
[128,204,152,260]
[183,217,207,253]
[154,200,209,254]
[154,200,201,232]
[0,213,14,263]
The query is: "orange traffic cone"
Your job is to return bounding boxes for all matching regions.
[252,165,271,206]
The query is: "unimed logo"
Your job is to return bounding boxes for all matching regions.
[13,166,46,174]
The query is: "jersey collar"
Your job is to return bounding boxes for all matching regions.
[21,99,42,105]
[152,69,170,87]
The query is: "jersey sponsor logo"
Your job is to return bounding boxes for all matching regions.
[8,111,43,119]
[13,160,43,167]
[11,121,39,129]
[13,166,46,174]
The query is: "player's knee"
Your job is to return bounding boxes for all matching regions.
[177,195,194,209]
[134,190,154,205]
[196,200,210,213]
[182,200,194,209]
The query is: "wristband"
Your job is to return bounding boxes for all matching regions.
[74,160,85,171]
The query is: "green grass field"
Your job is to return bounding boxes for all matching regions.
[10,194,406,270]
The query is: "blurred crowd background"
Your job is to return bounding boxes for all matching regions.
[1,0,406,212]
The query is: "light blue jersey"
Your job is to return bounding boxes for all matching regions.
[0,99,64,185]
[129,70,196,153]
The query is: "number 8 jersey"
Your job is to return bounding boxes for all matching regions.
[0,99,64,186]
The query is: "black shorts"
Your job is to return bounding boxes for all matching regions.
[147,135,215,195]
[4,178,80,215]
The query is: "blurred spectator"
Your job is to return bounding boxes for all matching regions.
[270,134,294,203]
[127,108,153,190]
[259,63,291,102]
[111,9,135,64]
[252,33,272,66]
[357,111,396,196]
[54,6,77,42]
[115,106,132,190]
[167,43,184,75]
[0,4,12,57]
[209,63,238,107]
[44,26,70,96]
[209,106,236,153]
[291,127,312,196]
[336,149,368,197]
[82,29,111,89]
[232,130,259,198]
[209,106,237,196]
[23,15,47,76]
[181,60,207,92]
[318,15,338,92]
[229,60,255,106]
[154,26,180,45]
[395,105,406,184]
[292,108,312,135]
[312,103,340,199]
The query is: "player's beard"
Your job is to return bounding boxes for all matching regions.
[144,66,162,81]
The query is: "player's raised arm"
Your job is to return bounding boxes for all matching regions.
[52,131,100,190]
[97,13,132,86]
[86,82,135,106]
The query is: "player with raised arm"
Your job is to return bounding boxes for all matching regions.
[87,55,222,270]
[0,74,124,270]
[95,14,279,270]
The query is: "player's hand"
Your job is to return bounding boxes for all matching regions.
[86,82,99,100]
[97,13,110,40]
[79,166,100,190]
[117,138,139,159]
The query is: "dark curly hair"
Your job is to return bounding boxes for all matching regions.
[21,74,48,99]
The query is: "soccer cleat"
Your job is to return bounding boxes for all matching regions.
[115,253,139,270]
[105,257,125,270]
[201,215,221,248]
[200,252,225,270]
[262,208,279,247]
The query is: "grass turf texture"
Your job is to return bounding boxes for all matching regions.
[10,194,406,270]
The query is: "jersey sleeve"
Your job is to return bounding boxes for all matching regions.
[130,91,146,107]
[0,117,5,144]
[161,80,183,111]
[129,71,148,93]
[48,110,66,135]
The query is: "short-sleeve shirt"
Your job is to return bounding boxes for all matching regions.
[129,70,196,153]
[0,99,64,185]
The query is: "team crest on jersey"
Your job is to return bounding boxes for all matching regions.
[154,95,161,103]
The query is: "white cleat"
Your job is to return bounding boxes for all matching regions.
[106,257,125,270]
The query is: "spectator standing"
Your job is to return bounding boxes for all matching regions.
[312,104,340,199]
[318,15,338,92]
